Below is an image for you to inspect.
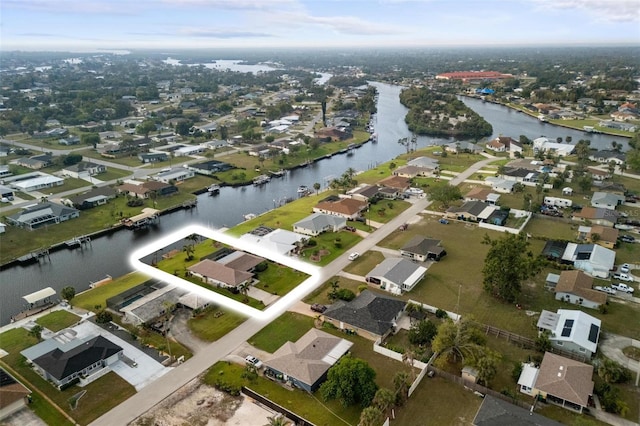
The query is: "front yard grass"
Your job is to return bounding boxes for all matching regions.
[47,177,93,194]
[187,306,247,342]
[301,231,362,266]
[342,250,385,276]
[36,310,81,332]
[304,276,365,306]
[367,199,411,224]
[253,263,309,296]
[248,312,314,353]
[94,168,131,182]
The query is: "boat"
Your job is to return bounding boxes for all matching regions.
[269,169,285,178]
[243,213,257,221]
[253,174,271,185]
[538,114,547,122]
[370,133,378,143]
[297,185,309,195]
[346,143,357,155]
[207,184,220,194]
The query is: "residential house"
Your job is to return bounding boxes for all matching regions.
[392,164,436,178]
[465,187,500,205]
[445,200,498,222]
[544,197,572,208]
[586,167,609,182]
[322,290,406,340]
[485,138,507,153]
[444,141,482,154]
[406,156,439,169]
[173,145,204,157]
[533,137,575,157]
[0,185,15,200]
[365,258,428,294]
[0,165,12,179]
[117,181,177,198]
[545,273,560,290]
[21,335,123,389]
[154,168,195,184]
[313,197,368,220]
[502,168,539,184]
[58,136,80,146]
[591,192,624,210]
[315,127,351,141]
[69,187,117,210]
[0,368,31,421]
[138,152,168,164]
[191,122,218,134]
[347,184,382,202]
[485,177,516,193]
[571,207,620,228]
[517,352,594,413]
[61,161,106,179]
[16,154,53,170]
[6,202,79,230]
[186,160,233,175]
[553,270,607,309]
[589,150,626,165]
[378,175,411,193]
[577,225,618,249]
[293,213,346,236]
[120,286,184,326]
[561,243,616,279]
[537,309,601,359]
[472,395,562,426]
[239,228,308,256]
[264,329,353,392]
[217,251,264,272]
[9,173,64,192]
[400,236,446,262]
[188,259,253,289]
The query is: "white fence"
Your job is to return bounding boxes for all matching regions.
[407,299,460,322]
[478,209,532,235]
[408,352,438,398]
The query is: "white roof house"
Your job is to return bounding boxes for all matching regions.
[240,228,308,256]
[11,175,64,192]
[293,213,346,236]
[366,257,427,295]
[536,309,601,358]
[485,177,516,193]
[561,243,615,278]
[154,168,195,183]
[533,137,575,156]
[517,362,540,395]
[174,145,204,156]
[591,192,625,210]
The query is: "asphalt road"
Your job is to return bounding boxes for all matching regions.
[89,155,496,426]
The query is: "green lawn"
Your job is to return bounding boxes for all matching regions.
[253,263,309,296]
[367,199,411,224]
[187,306,247,342]
[301,231,362,266]
[304,276,365,306]
[0,328,136,425]
[47,178,93,194]
[73,272,150,312]
[248,312,314,353]
[342,250,385,276]
[95,168,131,182]
[36,310,81,332]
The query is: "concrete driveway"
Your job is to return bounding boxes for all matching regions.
[169,308,208,354]
[599,332,640,384]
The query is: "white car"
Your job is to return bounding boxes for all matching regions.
[245,355,263,369]
[594,286,617,295]
[613,273,633,282]
[620,264,631,274]
[348,252,360,261]
[611,283,635,294]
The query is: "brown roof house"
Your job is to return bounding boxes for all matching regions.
[0,368,31,421]
[264,329,353,392]
[313,197,367,220]
[118,181,178,199]
[553,270,607,309]
[378,175,411,192]
[571,207,620,228]
[577,225,618,249]
[518,352,594,413]
[188,259,253,289]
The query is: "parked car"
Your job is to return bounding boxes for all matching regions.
[344,226,356,232]
[619,235,635,243]
[245,355,263,369]
[620,263,631,274]
[348,252,360,261]
[611,283,635,294]
[439,218,449,224]
[594,286,617,295]
[310,303,327,313]
[613,273,633,282]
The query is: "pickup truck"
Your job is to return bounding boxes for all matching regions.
[612,273,634,282]
[594,286,617,295]
[611,283,635,294]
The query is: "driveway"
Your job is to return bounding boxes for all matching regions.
[599,332,640,383]
[169,308,208,354]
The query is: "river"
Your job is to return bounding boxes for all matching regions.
[0,82,628,325]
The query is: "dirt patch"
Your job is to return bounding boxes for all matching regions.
[309,249,330,262]
[132,379,246,426]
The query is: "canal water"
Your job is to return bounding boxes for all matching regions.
[0,82,628,325]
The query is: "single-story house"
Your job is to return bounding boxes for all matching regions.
[173,145,205,156]
[239,228,308,256]
[186,160,234,175]
[322,290,406,340]
[6,202,79,230]
[69,187,117,210]
[407,156,439,169]
[10,174,64,192]
[0,368,31,421]
[313,197,368,220]
[378,175,411,192]
[16,154,53,170]
[571,207,620,228]
[518,352,594,413]
[117,181,178,198]
[589,150,626,165]
[138,152,168,164]
[217,251,264,272]
[400,236,446,262]
[366,258,427,294]
[473,394,562,426]
[587,167,609,181]
[553,270,607,309]
[445,200,497,222]
[154,168,195,184]
[392,164,436,178]
[0,185,15,199]
[21,335,123,389]
[347,184,382,202]
[293,213,346,236]
[264,329,353,392]
[591,192,625,210]
[561,243,616,279]
[537,309,601,358]
[465,187,499,204]
[191,122,218,134]
[502,167,539,184]
[484,177,516,193]
[188,259,253,289]
[58,136,80,146]
[120,286,183,325]
[533,137,575,157]
[577,225,618,249]
[0,165,12,179]
[61,161,106,179]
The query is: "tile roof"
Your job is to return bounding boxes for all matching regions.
[554,270,606,305]
[188,259,253,287]
[534,352,594,407]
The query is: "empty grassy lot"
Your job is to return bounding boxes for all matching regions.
[304,276,366,306]
[187,306,247,342]
[36,310,81,332]
[73,272,150,312]
[248,312,314,353]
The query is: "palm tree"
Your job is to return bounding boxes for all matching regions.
[392,371,410,406]
[182,244,195,261]
[402,347,417,380]
[358,406,383,426]
[264,414,288,426]
[372,387,395,418]
[432,318,484,366]
[238,281,251,303]
[313,182,321,195]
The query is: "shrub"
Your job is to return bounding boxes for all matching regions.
[435,308,448,319]
[214,379,241,396]
[254,261,268,272]
[307,239,317,247]
[336,288,356,301]
[95,310,113,324]
[358,285,369,294]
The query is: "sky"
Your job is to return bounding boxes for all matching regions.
[1,0,639,51]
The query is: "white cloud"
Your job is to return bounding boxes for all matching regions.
[160,0,300,11]
[266,11,405,36]
[533,0,640,23]
[2,0,137,14]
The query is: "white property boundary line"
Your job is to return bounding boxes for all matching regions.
[129,224,321,322]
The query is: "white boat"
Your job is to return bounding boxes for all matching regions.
[243,213,256,221]
[207,184,220,193]
[253,174,271,185]
[297,185,310,196]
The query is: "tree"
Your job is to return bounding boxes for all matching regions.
[474,350,501,386]
[313,182,321,195]
[238,281,251,303]
[264,414,288,426]
[61,286,76,303]
[320,355,378,407]
[408,319,437,346]
[607,161,617,179]
[535,331,552,353]
[482,233,540,303]
[427,184,462,208]
[597,359,632,384]
[432,317,485,366]
[183,244,195,261]
[372,388,395,418]
[358,406,383,426]
[95,310,113,323]
[81,133,100,148]
[392,371,410,406]
[29,324,43,340]
[136,119,156,138]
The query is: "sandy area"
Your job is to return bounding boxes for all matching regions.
[132,378,276,426]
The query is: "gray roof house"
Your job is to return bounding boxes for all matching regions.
[445,200,498,222]
[473,395,562,426]
[366,258,427,294]
[400,236,446,262]
[293,213,346,236]
[590,192,625,210]
[6,202,80,230]
[61,161,106,179]
[560,243,616,279]
[21,335,122,389]
[323,290,406,340]
[536,309,601,359]
[264,329,353,392]
[69,186,117,210]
